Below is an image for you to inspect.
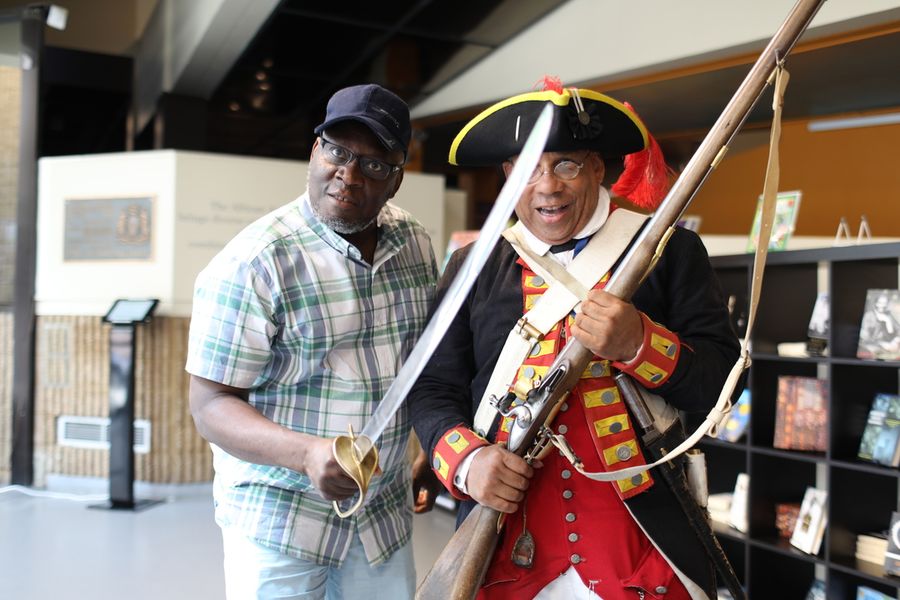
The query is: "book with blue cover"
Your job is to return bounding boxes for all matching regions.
[717,389,750,443]
[858,393,900,467]
[857,585,892,600]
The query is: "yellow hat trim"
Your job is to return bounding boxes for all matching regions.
[448,88,649,165]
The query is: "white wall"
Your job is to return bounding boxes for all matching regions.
[36,151,178,316]
[36,150,449,317]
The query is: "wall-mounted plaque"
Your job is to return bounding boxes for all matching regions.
[64,196,154,261]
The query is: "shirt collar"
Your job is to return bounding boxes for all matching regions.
[298,193,406,265]
[517,186,612,257]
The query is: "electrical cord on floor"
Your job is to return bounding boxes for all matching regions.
[0,484,108,502]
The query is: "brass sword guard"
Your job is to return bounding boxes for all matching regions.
[332,425,380,518]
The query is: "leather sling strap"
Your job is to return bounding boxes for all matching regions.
[547,62,790,482]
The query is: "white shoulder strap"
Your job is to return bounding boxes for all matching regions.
[472,209,648,435]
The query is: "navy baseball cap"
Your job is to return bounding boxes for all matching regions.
[314,84,411,156]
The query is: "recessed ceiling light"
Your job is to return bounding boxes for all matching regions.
[807,112,900,132]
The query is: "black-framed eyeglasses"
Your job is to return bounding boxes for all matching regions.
[318,137,402,181]
[524,153,589,184]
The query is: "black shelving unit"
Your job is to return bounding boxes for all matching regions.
[707,241,900,599]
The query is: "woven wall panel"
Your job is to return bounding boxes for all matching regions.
[33,315,213,486]
[0,311,12,485]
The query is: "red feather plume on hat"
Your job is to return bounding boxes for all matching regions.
[610,102,671,211]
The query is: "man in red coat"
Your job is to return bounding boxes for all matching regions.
[409,81,739,599]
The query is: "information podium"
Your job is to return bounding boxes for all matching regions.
[90,299,163,511]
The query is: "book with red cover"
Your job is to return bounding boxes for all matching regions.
[773,376,828,451]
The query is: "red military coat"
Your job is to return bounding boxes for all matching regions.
[410,225,739,600]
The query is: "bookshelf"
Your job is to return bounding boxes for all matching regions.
[706,242,900,599]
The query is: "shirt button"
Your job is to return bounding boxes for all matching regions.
[524,366,535,379]
[560,402,569,412]
[565,512,576,523]
[561,470,572,479]
[590,362,606,376]
[533,276,545,287]
[609,421,623,433]
[601,390,616,404]
[568,533,579,543]
[557,424,568,434]
[616,446,633,461]
[655,586,668,594]
[530,343,541,356]
[570,554,582,564]
[562,490,573,500]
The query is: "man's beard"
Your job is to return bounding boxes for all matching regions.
[309,201,377,235]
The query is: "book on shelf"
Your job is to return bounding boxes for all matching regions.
[855,531,888,566]
[773,376,828,452]
[885,511,900,577]
[728,473,749,533]
[677,214,702,232]
[775,501,801,539]
[807,292,829,340]
[856,289,900,361]
[708,492,733,528]
[790,486,827,555]
[806,292,829,356]
[442,230,480,271]
[857,393,900,467]
[746,189,802,252]
[717,388,750,443]
[804,580,825,600]
[725,293,748,339]
[856,586,893,600]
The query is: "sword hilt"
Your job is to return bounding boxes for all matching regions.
[332,425,380,518]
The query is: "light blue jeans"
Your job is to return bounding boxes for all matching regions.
[221,527,415,599]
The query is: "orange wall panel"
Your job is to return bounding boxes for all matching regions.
[689,115,900,237]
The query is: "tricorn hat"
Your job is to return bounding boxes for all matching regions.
[449,77,669,210]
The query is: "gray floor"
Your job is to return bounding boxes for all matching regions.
[0,478,456,600]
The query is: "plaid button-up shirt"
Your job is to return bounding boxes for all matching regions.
[186,193,437,566]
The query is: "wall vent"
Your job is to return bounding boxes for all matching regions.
[56,416,151,454]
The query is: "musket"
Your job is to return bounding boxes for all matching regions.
[416,0,826,598]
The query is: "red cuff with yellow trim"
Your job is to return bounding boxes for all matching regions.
[612,312,680,388]
[432,425,489,500]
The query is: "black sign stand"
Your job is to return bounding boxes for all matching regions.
[89,299,163,512]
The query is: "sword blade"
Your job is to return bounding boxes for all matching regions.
[354,103,554,456]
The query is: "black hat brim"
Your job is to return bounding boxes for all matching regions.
[449,89,648,166]
[314,115,406,155]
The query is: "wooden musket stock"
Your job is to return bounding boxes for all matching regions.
[416,1,826,598]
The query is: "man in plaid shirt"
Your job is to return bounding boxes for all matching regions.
[186,84,441,599]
